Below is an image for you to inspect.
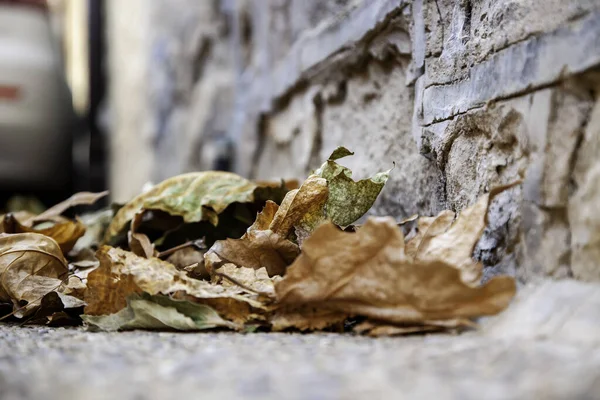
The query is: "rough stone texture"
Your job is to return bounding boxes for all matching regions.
[1,279,599,400]
[570,74,600,281]
[105,0,600,281]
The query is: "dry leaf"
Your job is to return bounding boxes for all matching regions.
[205,202,300,276]
[212,263,277,298]
[24,291,84,327]
[27,191,109,225]
[0,233,69,317]
[408,182,521,285]
[313,147,391,227]
[128,231,156,258]
[83,293,235,332]
[71,209,113,253]
[104,172,286,243]
[165,246,207,279]
[2,213,86,254]
[269,176,328,238]
[354,321,444,336]
[248,200,279,232]
[84,247,270,324]
[270,307,348,332]
[353,318,477,337]
[404,211,455,260]
[276,217,516,324]
[205,230,300,277]
[127,212,156,258]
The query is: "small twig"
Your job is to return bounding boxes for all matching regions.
[157,239,205,259]
[213,272,273,298]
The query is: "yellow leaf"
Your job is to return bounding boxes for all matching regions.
[2,214,86,254]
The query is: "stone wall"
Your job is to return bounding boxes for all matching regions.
[105,0,600,282]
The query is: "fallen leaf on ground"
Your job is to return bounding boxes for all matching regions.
[25,291,85,326]
[0,233,69,317]
[205,230,299,277]
[276,217,516,324]
[2,213,86,254]
[205,201,300,276]
[212,263,277,298]
[84,246,271,324]
[270,307,348,332]
[404,211,455,260]
[83,293,235,332]
[353,318,478,337]
[26,191,109,225]
[104,172,287,243]
[127,211,156,258]
[407,182,521,285]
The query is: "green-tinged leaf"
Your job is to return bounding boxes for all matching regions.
[314,147,391,227]
[325,169,391,227]
[83,293,235,332]
[328,147,354,161]
[104,172,287,244]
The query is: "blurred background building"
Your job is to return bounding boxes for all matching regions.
[2,0,600,283]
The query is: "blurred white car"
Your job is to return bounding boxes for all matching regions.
[0,0,74,201]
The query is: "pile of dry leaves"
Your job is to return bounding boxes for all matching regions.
[0,148,518,336]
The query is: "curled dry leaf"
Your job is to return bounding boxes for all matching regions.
[128,231,156,258]
[128,211,156,258]
[269,177,329,238]
[0,233,69,317]
[83,293,236,332]
[26,191,109,225]
[84,247,271,324]
[104,172,287,243]
[248,200,279,231]
[404,211,455,260]
[205,230,300,277]
[275,217,516,325]
[205,201,300,276]
[406,182,521,285]
[2,213,86,254]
